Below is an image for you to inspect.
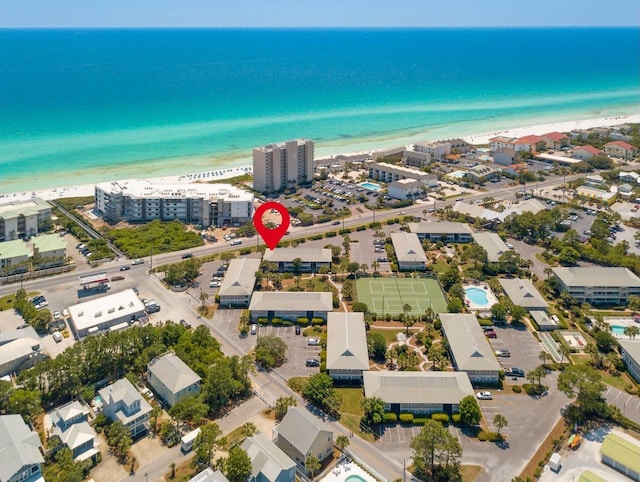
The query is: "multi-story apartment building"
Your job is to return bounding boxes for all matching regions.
[252,139,314,193]
[95,180,253,227]
[0,198,51,242]
[367,162,437,186]
[552,267,640,305]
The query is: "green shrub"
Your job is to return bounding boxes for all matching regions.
[309,234,323,241]
[512,385,522,393]
[281,320,293,327]
[399,413,414,423]
[451,414,461,424]
[325,231,337,238]
[311,317,325,326]
[239,248,251,255]
[386,219,395,225]
[478,431,501,442]
[431,413,449,424]
[383,412,397,423]
[257,317,269,325]
[413,417,430,425]
[271,318,283,326]
[297,317,309,325]
[356,225,366,231]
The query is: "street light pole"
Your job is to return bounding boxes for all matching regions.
[402,458,406,482]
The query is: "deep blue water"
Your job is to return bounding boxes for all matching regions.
[0,28,638,192]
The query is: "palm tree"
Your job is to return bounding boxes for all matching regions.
[371,261,380,273]
[305,454,321,479]
[199,289,209,311]
[402,303,413,335]
[624,325,640,340]
[558,344,571,364]
[240,422,257,440]
[605,352,619,371]
[493,414,508,436]
[538,350,549,369]
[335,435,350,455]
[423,307,436,336]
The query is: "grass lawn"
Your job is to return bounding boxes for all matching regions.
[430,256,449,274]
[0,291,38,311]
[461,464,483,482]
[334,387,375,442]
[568,354,637,390]
[369,327,406,344]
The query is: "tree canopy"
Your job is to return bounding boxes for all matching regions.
[411,419,462,482]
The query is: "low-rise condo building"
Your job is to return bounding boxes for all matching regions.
[604,140,639,160]
[218,258,261,307]
[552,267,640,305]
[263,248,331,273]
[326,312,369,383]
[472,232,509,263]
[367,162,437,186]
[499,278,548,311]
[0,198,52,242]
[274,407,333,469]
[619,340,640,384]
[249,292,333,322]
[391,232,427,271]
[408,221,474,243]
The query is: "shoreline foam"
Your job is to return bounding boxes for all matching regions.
[2,114,639,204]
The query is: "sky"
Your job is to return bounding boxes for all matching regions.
[1,0,639,28]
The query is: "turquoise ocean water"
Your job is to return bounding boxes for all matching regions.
[0,28,638,193]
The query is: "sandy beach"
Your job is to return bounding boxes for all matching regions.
[2,115,638,204]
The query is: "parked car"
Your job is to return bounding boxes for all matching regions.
[131,259,144,265]
[307,338,320,346]
[111,275,125,281]
[495,350,511,357]
[250,324,258,335]
[120,265,131,271]
[182,253,193,259]
[209,281,221,288]
[52,331,63,343]
[508,367,525,377]
[485,330,497,338]
[476,391,492,400]
[306,358,321,367]
[295,325,301,335]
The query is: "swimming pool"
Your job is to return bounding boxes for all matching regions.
[450,170,466,179]
[610,325,626,336]
[345,476,368,482]
[465,287,489,306]
[360,182,381,191]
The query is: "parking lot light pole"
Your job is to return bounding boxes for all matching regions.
[402,458,406,482]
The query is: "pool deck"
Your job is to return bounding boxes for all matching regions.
[320,461,379,482]
[604,317,640,339]
[463,283,498,311]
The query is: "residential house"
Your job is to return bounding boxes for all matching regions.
[541,132,570,150]
[98,378,152,437]
[326,312,369,383]
[387,178,425,200]
[515,135,546,152]
[0,326,44,378]
[147,352,201,407]
[585,174,605,187]
[0,197,52,242]
[599,431,640,481]
[0,239,30,276]
[189,468,230,482]
[31,234,67,268]
[241,434,296,482]
[0,414,45,482]
[618,183,634,198]
[249,292,333,322]
[499,278,549,311]
[619,171,640,184]
[408,221,474,243]
[465,164,499,184]
[263,248,331,273]
[572,145,601,161]
[273,407,333,468]
[48,400,98,461]
[493,147,517,165]
[391,232,427,271]
[363,371,474,416]
[471,232,509,263]
[217,258,261,307]
[619,340,640,384]
[552,267,640,305]
[439,313,501,385]
[604,141,639,160]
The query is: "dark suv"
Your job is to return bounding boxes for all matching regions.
[306,358,320,367]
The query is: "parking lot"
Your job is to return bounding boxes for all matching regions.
[347,226,396,272]
[487,324,544,379]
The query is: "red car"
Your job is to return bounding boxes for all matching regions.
[485,331,497,338]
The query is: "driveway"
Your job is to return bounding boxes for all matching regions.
[488,324,544,378]
[604,385,640,426]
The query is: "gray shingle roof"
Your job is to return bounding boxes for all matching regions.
[619,339,640,365]
[241,433,295,480]
[188,468,230,482]
[147,352,201,393]
[439,313,501,372]
[0,326,39,346]
[263,248,331,264]
[472,232,509,263]
[408,221,473,235]
[218,258,261,298]
[0,414,44,481]
[326,312,369,372]
[363,371,474,405]
[499,278,548,310]
[276,407,332,455]
[391,232,427,264]
[249,291,333,312]
[553,267,640,288]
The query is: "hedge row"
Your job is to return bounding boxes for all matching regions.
[383,412,452,425]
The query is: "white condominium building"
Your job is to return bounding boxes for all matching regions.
[95,180,254,227]
[0,198,52,242]
[252,139,314,193]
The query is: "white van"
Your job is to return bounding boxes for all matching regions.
[181,428,201,452]
[52,331,63,343]
[230,239,242,246]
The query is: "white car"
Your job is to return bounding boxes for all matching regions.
[62,309,69,318]
[307,338,320,346]
[506,243,514,249]
[53,310,61,321]
[476,391,493,400]
[131,259,144,265]
[209,281,221,288]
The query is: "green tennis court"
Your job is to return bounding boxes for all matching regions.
[356,278,447,316]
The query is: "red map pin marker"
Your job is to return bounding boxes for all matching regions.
[253,201,291,250]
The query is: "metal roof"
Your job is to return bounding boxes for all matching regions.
[553,267,640,288]
[0,414,45,481]
[147,352,201,394]
[600,432,640,475]
[218,258,261,298]
[326,312,369,372]
[263,247,331,264]
[408,221,473,235]
[241,434,295,480]
[249,291,333,312]
[188,468,230,482]
[275,407,332,455]
[68,289,146,332]
[619,339,640,366]
[440,313,501,373]
[31,233,66,253]
[0,197,50,219]
[499,278,548,310]
[472,232,509,263]
[363,371,473,405]
[391,232,427,264]
[0,239,30,260]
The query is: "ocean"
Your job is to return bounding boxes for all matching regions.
[0,27,638,193]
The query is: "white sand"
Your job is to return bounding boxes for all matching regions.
[2,115,638,203]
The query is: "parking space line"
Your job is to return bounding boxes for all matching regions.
[397,426,405,443]
[615,391,623,401]
[635,401,640,411]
